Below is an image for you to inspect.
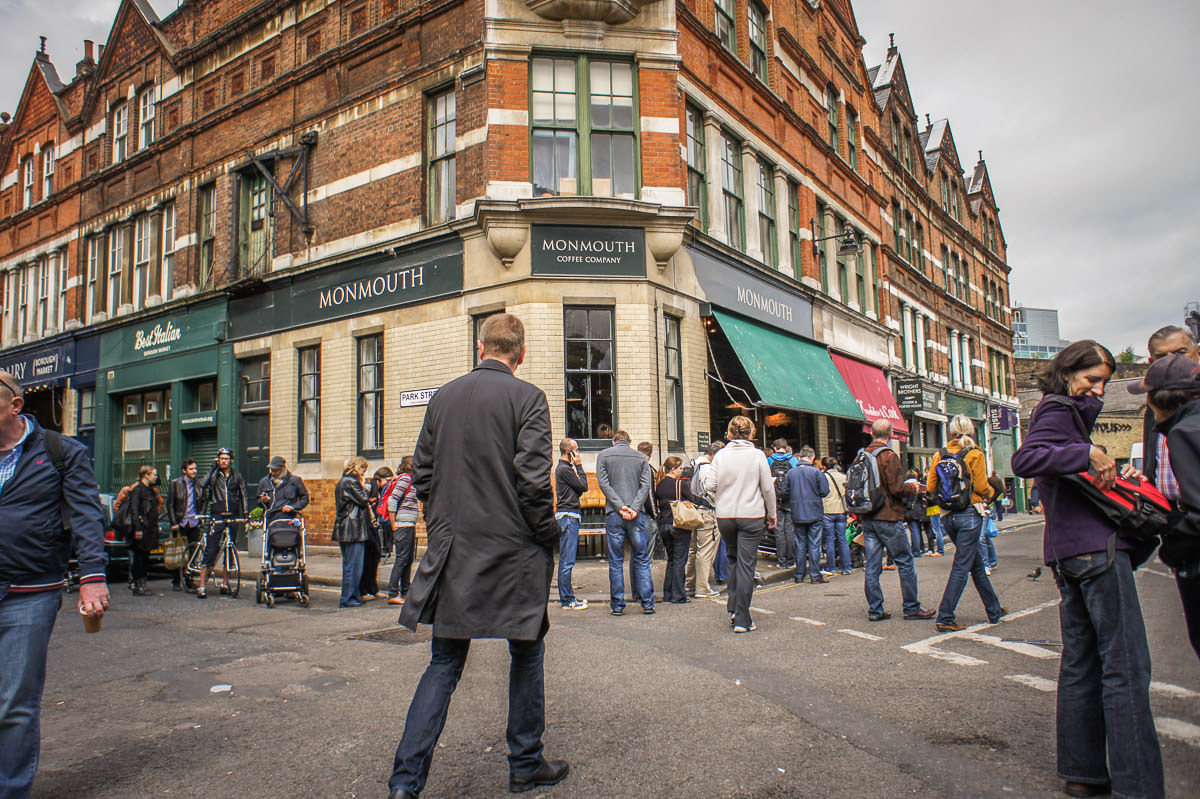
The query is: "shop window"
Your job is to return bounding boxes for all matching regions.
[199,183,216,288]
[428,90,456,224]
[357,335,384,455]
[22,158,34,209]
[787,180,801,279]
[196,381,216,413]
[564,307,614,442]
[846,108,858,171]
[138,86,156,150]
[685,104,707,229]
[531,57,636,198]
[748,4,768,83]
[108,227,125,315]
[239,170,273,275]
[42,144,55,198]
[715,0,736,55]
[298,346,320,460]
[79,387,95,427]
[720,131,744,251]
[664,315,683,449]
[826,87,839,152]
[120,389,171,460]
[756,160,777,268]
[161,201,175,300]
[112,102,128,163]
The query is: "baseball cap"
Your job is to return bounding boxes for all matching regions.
[1128,353,1200,395]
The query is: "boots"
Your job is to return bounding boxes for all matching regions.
[131,578,152,596]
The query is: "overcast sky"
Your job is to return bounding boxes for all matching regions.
[3,1,1198,358]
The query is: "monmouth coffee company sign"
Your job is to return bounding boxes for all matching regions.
[531,225,645,277]
[688,244,813,339]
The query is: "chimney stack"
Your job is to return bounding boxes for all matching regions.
[84,40,93,61]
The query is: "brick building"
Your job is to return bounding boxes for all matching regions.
[0,0,1016,541]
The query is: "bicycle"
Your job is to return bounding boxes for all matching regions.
[180,515,246,598]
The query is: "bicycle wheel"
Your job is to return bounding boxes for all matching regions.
[224,543,241,598]
[181,542,203,591]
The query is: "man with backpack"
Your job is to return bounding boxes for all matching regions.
[0,370,108,797]
[766,440,799,569]
[785,446,829,584]
[845,420,935,622]
[685,441,723,599]
[926,415,1005,632]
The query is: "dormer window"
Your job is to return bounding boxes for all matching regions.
[138,87,156,149]
[113,102,129,162]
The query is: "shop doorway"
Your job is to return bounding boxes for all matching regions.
[238,356,271,489]
[22,387,65,432]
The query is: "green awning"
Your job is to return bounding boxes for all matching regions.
[712,311,865,421]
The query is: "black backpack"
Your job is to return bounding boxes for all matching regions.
[769,457,793,507]
[844,448,886,515]
[42,429,71,533]
[934,447,974,512]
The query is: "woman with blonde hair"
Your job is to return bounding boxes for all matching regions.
[701,416,776,633]
[926,415,1005,632]
[334,456,376,608]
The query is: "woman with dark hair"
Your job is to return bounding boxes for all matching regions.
[386,456,420,605]
[701,415,776,633]
[129,465,161,596]
[361,466,394,600]
[654,456,695,604]
[1012,340,1163,799]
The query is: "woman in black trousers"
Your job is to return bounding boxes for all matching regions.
[655,456,695,604]
[129,465,162,596]
[361,467,393,600]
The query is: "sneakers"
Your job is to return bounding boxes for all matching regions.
[196,587,207,599]
[695,589,720,599]
[562,599,588,610]
[642,606,656,615]
[984,566,993,575]
[819,569,835,577]
[935,621,968,632]
[387,595,406,606]
[360,593,377,602]
[838,570,853,575]
[732,623,757,633]
[610,608,624,617]
[929,552,945,557]
[882,564,897,571]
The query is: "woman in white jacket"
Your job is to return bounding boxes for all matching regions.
[702,416,777,633]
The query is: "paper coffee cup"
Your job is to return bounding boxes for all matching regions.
[81,606,102,634]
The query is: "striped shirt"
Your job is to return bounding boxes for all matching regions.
[0,418,32,499]
[1156,433,1180,502]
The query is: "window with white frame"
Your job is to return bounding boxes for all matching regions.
[22,158,34,209]
[160,201,175,300]
[17,267,29,338]
[756,160,777,268]
[199,183,216,287]
[787,180,801,279]
[86,236,102,318]
[112,103,128,162]
[357,335,384,455]
[428,90,456,224]
[108,226,125,315]
[826,87,839,151]
[134,215,153,310]
[846,109,858,171]
[298,345,320,460]
[138,86,156,149]
[720,131,744,251]
[685,104,707,229]
[36,258,49,335]
[57,249,68,330]
[42,145,55,197]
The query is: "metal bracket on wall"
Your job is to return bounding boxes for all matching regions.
[246,130,318,241]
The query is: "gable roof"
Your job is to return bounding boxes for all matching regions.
[869,46,916,121]
[79,0,177,125]
[0,52,71,172]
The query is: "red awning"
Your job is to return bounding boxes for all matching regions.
[829,353,910,439]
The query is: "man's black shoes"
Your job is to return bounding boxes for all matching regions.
[510,759,569,793]
[388,790,418,799]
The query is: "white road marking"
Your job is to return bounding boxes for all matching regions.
[1005,674,1057,692]
[1156,717,1200,747]
[902,599,1059,666]
[790,616,826,626]
[960,632,1060,659]
[1151,681,1200,700]
[748,606,776,614]
[838,628,884,641]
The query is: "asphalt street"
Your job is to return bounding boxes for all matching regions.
[34,520,1199,798]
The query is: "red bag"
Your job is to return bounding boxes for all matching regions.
[1064,473,1172,544]
[375,478,398,521]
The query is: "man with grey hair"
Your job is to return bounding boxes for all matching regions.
[784,445,829,584]
[0,370,109,796]
[857,419,934,622]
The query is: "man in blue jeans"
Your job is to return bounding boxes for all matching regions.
[785,446,829,584]
[857,421,936,622]
[0,371,109,798]
[554,438,589,610]
[596,430,654,615]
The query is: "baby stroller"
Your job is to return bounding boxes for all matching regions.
[255,517,310,608]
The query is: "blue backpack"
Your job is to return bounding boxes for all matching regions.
[934,447,974,512]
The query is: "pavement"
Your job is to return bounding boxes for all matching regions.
[303,513,1048,599]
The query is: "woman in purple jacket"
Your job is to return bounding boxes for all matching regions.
[1012,341,1163,799]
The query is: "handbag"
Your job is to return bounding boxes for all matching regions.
[669,480,705,531]
[163,535,187,569]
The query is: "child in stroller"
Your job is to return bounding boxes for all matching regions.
[256,517,310,607]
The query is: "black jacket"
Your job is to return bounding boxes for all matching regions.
[256,472,309,523]
[400,358,558,640]
[1142,409,1160,484]
[1159,397,1200,572]
[0,416,106,591]
[166,475,202,527]
[332,475,373,543]
[554,459,588,515]
[655,475,695,529]
[201,465,246,517]
[130,481,161,552]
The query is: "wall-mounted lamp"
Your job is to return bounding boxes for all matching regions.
[810,219,862,259]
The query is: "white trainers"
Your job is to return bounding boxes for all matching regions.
[562,599,588,610]
[733,623,757,633]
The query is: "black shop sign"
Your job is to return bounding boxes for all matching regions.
[531,225,645,277]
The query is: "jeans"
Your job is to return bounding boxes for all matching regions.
[774,508,796,566]
[634,518,659,601]
[1053,550,1164,799]
[936,511,1002,625]
[556,515,580,605]
[792,519,823,581]
[661,526,691,602]
[925,515,945,554]
[339,541,365,607]
[907,520,924,555]
[387,525,415,598]
[719,518,764,628]
[979,524,998,569]
[713,537,728,582]
[822,514,851,571]
[606,512,653,611]
[0,589,61,799]
[861,519,922,617]
[388,636,546,795]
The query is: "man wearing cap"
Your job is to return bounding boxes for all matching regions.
[198,448,247,599]
[1130,350,1200,660]
[257,455,309,526]
[0,369,108,796]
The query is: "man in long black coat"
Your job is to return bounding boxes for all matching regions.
[388,313,569,798]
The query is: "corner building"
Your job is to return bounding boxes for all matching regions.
[0,0,1017,539]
